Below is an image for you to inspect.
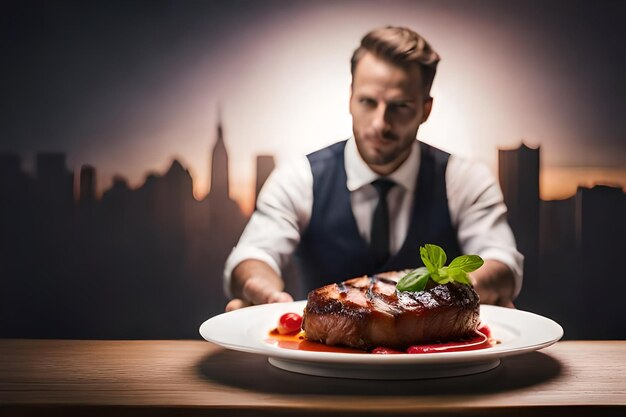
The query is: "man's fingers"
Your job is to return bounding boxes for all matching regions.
[238,275,295,308]
[267,291,294,304]
[242,276,287,305]
[242,277,270,304]
[225,298,252,312]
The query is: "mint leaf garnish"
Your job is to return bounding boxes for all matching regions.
[420,244,446,273]
[396,267,430,292]
[450,271,472,285]
[397,244,484,293]
[447,255,484,273]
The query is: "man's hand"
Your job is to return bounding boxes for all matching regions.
[225,276,293,311]
[225,260,294,311]
[470,259,516,308]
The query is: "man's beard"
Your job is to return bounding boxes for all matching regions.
[356,131,412,167]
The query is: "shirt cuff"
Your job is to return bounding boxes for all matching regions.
[477,248,524,299]
[223,246,283,299]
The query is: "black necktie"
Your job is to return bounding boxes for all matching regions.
[370,179,395,268]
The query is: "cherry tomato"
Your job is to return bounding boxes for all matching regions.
[277,313,303,335]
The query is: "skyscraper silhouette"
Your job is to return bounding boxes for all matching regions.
[573,185,625,338]
[36,152,74,210]
[79,165,97,204]
[209,116,229,201]
[194,114,248,318]
[498,143,540,308]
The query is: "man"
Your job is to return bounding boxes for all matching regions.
[224,26,523,311]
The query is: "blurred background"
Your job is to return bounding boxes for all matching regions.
[1,0,624,339]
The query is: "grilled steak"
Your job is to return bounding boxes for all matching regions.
[302,271,480,350]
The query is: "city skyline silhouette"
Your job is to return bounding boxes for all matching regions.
[1,114,625,339]
[1,119,251,338]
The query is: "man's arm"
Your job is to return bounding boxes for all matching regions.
[447,156,524,308]
[225,259,293,311]
[223,156,313,311]
[471,259,516,308]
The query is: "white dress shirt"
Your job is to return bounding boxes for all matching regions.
[224,137,524,298]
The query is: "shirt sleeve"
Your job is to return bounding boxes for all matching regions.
[222,155,313,298]
[446,156,525,298]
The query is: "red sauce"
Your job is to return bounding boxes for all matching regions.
[266,330,367,353]
[266,325,496,354]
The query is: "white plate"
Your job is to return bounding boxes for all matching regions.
[199,301,563,379]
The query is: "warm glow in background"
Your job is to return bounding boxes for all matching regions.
[5,1,625,215]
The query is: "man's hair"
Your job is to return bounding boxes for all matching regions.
[350,26,441,97]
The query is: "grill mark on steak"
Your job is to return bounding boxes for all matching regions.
[366,276,376,302]
[302,273,480,350]
[374,275,400,286]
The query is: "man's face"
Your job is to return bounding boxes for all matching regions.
[350,52,432,175]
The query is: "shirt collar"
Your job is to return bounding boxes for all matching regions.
[345,136,420,193]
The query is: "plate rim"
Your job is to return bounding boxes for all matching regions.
[199,301,563,365]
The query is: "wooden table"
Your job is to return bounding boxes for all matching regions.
[1,339,625,416]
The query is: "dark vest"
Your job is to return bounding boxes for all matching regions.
[295,140,461,293]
